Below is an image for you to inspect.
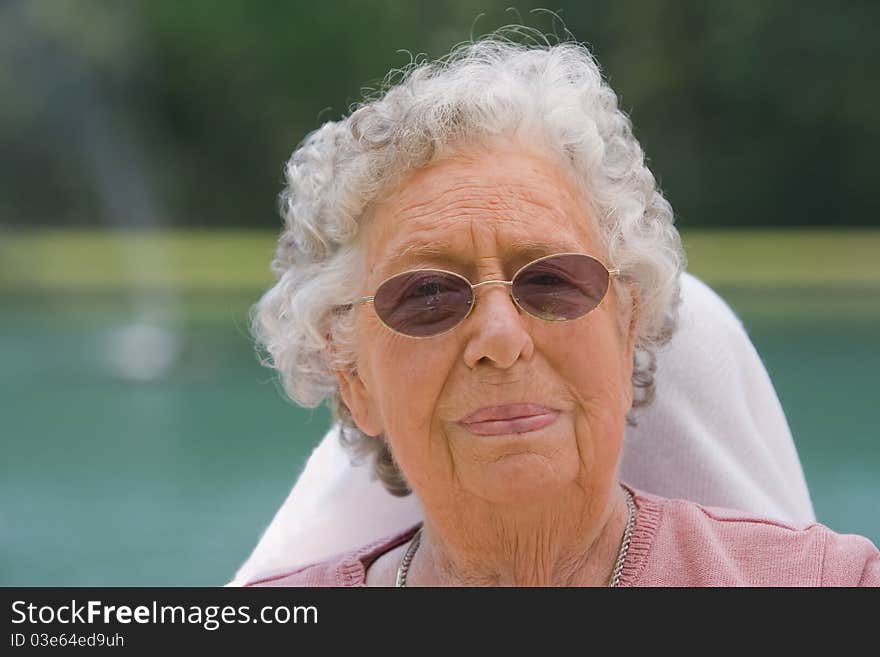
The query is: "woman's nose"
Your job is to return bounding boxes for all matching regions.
[462,285,534,369]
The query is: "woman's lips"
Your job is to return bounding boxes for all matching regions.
[458,403,559,436]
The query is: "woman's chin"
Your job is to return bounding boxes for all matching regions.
[461,452,579,506]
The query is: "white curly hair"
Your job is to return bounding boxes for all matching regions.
[253,29,685,495]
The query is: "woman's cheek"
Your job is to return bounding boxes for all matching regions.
[375,341,452,427]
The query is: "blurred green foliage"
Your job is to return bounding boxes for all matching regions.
[1,0,878,229]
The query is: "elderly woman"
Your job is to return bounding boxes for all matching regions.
[246,35,879,586]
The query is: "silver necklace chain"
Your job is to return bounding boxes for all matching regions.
[396,487,637,587]
[609,487,636,587]
[395,526,421,587]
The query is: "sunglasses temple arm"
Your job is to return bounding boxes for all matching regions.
[336,296,374,313]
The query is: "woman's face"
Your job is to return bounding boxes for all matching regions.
[337,143,637,510]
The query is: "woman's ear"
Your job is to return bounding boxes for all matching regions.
[335,366,384,437]
[324,329,384,437]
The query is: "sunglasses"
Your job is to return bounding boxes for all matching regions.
[341,252,619,339]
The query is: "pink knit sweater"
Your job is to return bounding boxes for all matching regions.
[245,486,880,587]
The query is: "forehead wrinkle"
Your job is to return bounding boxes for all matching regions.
[393,178,567,225]
[385,182,583,258]
[392,180,503,220]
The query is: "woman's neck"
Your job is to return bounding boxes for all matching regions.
[404,484,631,587]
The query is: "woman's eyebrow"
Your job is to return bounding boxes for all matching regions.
[380,242,468,271]
[507,239,585,261]
[398,241,461,262]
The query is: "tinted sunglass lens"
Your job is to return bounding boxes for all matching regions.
[373,270,474,337]
[512,254,609,320]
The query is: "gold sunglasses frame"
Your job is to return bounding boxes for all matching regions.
[341,252,620,339]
